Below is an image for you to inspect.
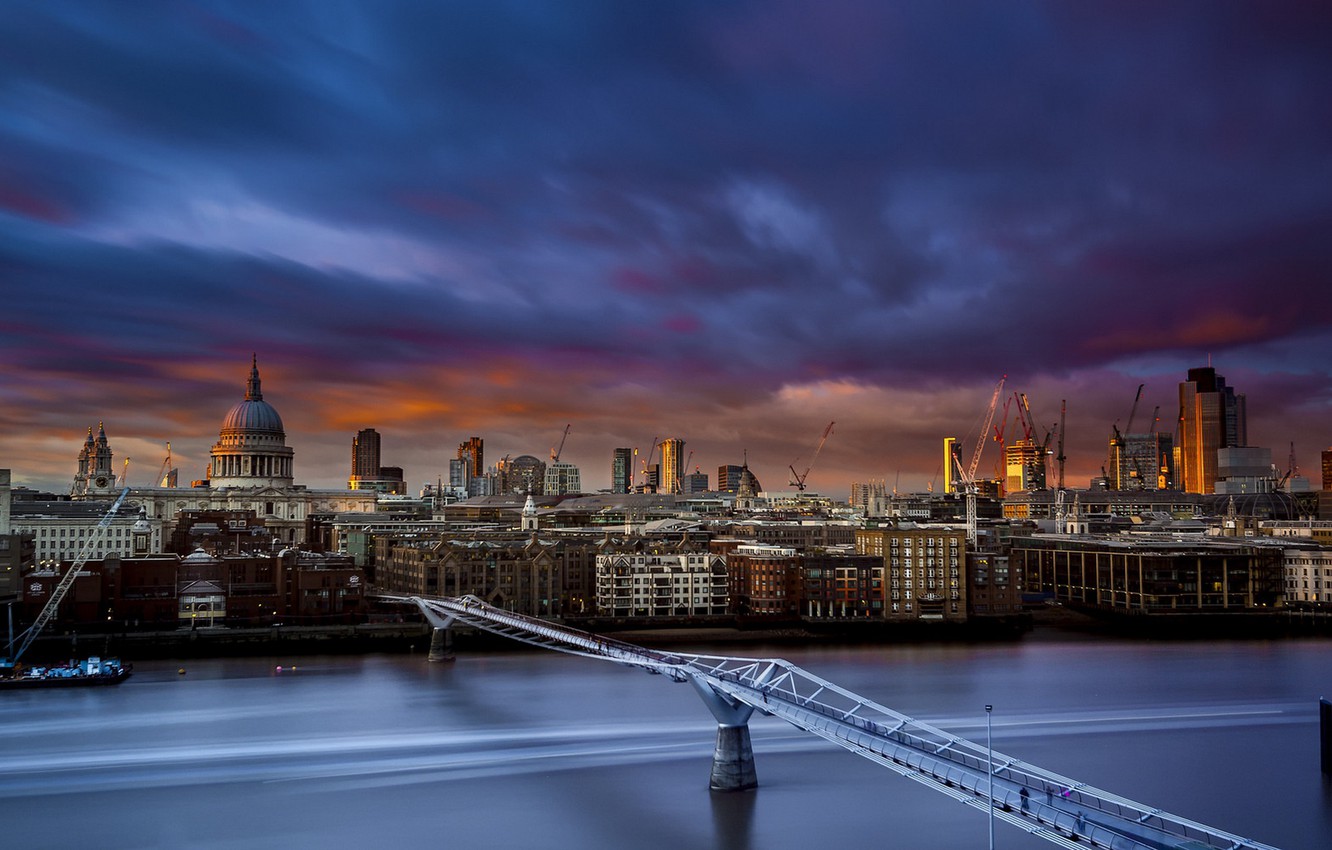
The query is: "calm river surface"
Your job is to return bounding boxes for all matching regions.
[1,634,1329,850]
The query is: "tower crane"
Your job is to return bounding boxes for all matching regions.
[966,376,1006,484]
[550,424,572,463]
[952,454,979,545]
[1054,400,1068,522]
[991,393,1016,486]
[639,437,660,489]
[1125,384,1145,434]
[789,421,835,492]
[157,442,178,488]
[1277,442,1298,491]
[950,376,1005,543]
[6,488,131,664]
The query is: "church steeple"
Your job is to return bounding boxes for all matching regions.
[72,422,117,498]
[245,354,263,401]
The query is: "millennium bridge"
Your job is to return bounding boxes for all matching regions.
[388,594,1280,850]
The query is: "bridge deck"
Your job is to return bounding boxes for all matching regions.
[389,594,1281,850]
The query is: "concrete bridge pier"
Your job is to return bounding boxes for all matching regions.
[691,677,758,792]
[426,626,454,662]
[413,598,457,664]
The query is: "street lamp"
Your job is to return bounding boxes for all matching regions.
[986,704,994,850]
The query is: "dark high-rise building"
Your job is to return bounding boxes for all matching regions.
[1323,449,1332,491]
[1177,366,1246,494]
[717,464,743,493]
[458,437,483,479]
[611,448,633,494]
[349,429,405,493]
[682,471,709,494]
[350,428,381,486]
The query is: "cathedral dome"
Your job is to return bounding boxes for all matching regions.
[209,356,295,488]
[221,397,285,436]
[220,359,285,436]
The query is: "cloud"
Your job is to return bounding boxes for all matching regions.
[2,1,1331,495]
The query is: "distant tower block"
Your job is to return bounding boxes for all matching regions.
[350,428,381,489]
[611,448,633,494]
[1177,366,1246,494]
[943,437,959,494]
[660,438,685,495]
[458,437,484,479]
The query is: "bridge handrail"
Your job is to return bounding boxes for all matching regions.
[665,651,1271,849]
[390,594,1279,850]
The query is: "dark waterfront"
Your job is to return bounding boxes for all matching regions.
[1,636,1328,850]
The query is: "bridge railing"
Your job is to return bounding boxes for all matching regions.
[390,595,1277,850]
[672,652,1272,850]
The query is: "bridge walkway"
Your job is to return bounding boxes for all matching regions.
[388,594,1280,850]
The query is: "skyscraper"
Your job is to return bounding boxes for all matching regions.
[1177,366,1247,494]
[659,437,685,494]
[682,470,709,494]
[458,437,484,479]
[942,436,960,494]
[717,464,742,493]
[611,448,633,494]
[1004,439,1046,494]
[350,428,381,488]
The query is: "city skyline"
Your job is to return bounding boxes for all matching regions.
[2,3,1330,495]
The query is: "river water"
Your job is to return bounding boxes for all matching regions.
[1,634,1328,850]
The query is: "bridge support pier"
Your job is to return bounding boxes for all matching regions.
[412,599,457,664]
[710,723,758,792]
[690,677,758,791]
[427,626,454,663]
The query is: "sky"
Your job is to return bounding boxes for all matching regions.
[2,1,1331,496]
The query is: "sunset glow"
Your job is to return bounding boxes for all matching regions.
[1,2,1330,495]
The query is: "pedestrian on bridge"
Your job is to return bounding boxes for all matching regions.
[1019,787,1030,813]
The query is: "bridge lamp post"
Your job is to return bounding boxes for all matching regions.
[985,704,994,850]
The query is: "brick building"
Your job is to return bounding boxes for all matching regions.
[855,525,967,621]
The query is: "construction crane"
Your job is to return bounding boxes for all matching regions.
[157,442,178,488]
[1125,383,1145,434]
[1056,400,1067,491]
[1105,384,1145,485]
[952,454,979,545]
[6,488,131,664]
[122,457,130,487]
[550,424,572,463]
[639,437,660,489]
[967,376,1006,485]
[1277,442,1298,491]
[789,421,835,492]
[991,393,1016,487]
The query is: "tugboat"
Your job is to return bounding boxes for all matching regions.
[0,656,132,689]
